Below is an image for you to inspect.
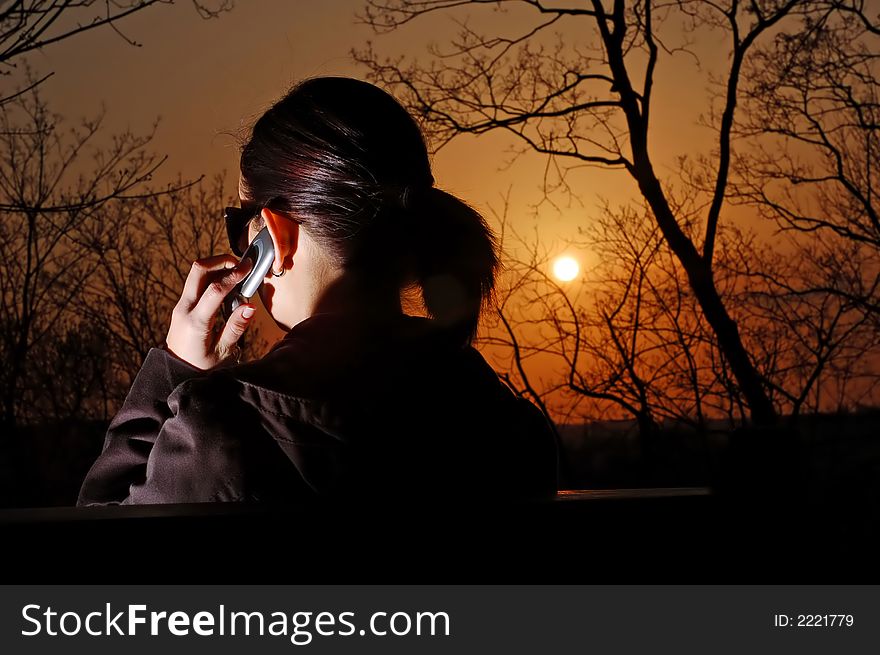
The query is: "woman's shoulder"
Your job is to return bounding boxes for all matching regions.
[162,311,531,427]
[223,312,469,394]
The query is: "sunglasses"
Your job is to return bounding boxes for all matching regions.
[224,202,301,257]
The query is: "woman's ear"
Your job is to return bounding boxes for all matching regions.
[261,208,297,275]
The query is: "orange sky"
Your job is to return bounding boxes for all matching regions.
[15,1,769,418]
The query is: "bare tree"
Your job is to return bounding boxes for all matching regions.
[21,318,115,424]
[718,226,880,419]
[0,0,233,103]
[352,0,880,426]
[482,193,713,437]
[733,3,880,324]
[480,191,726,487]
[0,71,192,430]
[484,187,879,458]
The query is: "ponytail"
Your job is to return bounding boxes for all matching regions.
[403,187,500,346]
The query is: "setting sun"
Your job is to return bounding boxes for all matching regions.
[552,256,580,282]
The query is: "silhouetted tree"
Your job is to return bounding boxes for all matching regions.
[0,71,269,431]
[0,0,234,103]
[22,319,115,424]
[0,71,183,431]
[733,3,880,326]
[481,190,723,481]
[483,188,879,449]
[718,227,880,419]
[354,0,879,427]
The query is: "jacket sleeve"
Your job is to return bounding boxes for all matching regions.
[76,346,206,506]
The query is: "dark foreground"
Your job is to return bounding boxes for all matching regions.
[2,483,877,583]
[2,417,879,582]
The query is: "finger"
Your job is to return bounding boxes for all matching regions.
[217,303,256,356]
[191,257,254,324]
[179,253,242,308]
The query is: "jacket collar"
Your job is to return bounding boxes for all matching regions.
[268,309,464,355]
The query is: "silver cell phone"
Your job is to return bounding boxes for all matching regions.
[222,227,275,320]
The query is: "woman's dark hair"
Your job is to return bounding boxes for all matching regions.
[239,76,499,346]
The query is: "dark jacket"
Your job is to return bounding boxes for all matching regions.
[76,310,559,506]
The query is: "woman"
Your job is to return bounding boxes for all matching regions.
[76,76,558,506]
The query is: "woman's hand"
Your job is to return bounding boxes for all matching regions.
[165,254,256,370]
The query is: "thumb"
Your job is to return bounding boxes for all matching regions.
[217,303,256,355]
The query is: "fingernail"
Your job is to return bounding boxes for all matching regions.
[241,307,255,319]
